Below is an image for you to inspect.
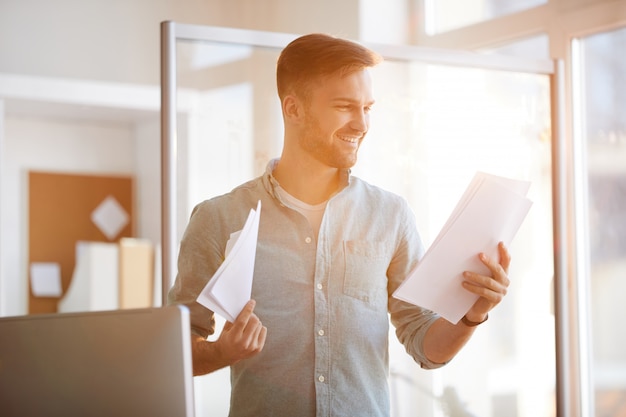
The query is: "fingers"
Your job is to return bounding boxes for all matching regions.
[237,306,265,352]
[233,300,265,342]
[231,299,258,333]
[217,299,267,364]
[255,323,268,350]
[477,242,511,287]
[462,242,512,306]
[497,241,511,274]
[462,272,507,304]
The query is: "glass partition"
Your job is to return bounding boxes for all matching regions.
[364,59,555,417]
[573,25,626,417]
[163,23,556,417]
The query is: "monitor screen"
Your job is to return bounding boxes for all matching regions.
[0,305,195,417]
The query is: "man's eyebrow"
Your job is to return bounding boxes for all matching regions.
[331,97,376,106]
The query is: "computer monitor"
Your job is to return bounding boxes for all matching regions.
[0,305,195,417]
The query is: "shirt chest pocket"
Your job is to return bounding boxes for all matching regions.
[342,240,390,311]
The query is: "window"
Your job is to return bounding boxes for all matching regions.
[424,0,547,35]
[573,25,626,417]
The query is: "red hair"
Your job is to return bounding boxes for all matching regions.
[276,33,382,102]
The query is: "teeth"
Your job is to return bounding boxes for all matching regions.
[339,135,359,143]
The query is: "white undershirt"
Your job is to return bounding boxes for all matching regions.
[275,186,327,239]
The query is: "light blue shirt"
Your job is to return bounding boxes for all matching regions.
[169,160,442,417]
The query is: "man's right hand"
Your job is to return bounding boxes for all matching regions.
[191,299,267,376]
[216,299,267,364]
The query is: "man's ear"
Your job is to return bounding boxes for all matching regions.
[282,95,303,123]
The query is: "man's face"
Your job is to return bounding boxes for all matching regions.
[298,69,375,170]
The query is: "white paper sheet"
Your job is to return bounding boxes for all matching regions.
[392,172,533,324]
[30,262,63,297]
[90,195,130,241]
[196,200,261,323]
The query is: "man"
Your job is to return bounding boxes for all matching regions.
[168,33,511,417]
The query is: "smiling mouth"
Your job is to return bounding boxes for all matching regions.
[337,134,361,144]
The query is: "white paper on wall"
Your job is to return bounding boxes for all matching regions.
[91,195,129,240]
[30,262,63,297]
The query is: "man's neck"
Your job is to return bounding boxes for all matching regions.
[272,157,342,205]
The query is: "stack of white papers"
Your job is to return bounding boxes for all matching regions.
[196,200,261,322]
[392,172,532,324]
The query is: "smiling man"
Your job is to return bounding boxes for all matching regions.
[168,33,511,417]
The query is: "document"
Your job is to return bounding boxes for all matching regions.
[30,262,63,297]
[392,172,532,324]
[197,200,261,323]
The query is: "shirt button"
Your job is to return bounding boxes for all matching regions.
[318,329,325,336]
[305,237,312,244]
[316,283,323,290]
[318,375,325,383]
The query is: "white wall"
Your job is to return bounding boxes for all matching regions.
[0,99,4,315]
[133,118,162,245]
[0,0,362,86]
[0,0,216,85]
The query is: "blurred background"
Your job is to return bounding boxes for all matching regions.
[1,1,625,416]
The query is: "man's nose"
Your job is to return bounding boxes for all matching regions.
[349,110,368,131]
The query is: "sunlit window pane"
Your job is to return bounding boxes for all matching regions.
[577,25,626,417]
[425,0,547,35]
[364,61,554,417]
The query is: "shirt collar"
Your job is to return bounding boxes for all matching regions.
[262,158,351,202]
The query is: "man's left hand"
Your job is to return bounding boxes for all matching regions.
[461,241,511,323]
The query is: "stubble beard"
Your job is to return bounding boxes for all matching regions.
[300,114,360,170]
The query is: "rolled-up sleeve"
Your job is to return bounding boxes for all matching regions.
[389,297,445,369]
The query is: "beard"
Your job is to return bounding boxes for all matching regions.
[299,112,361,169]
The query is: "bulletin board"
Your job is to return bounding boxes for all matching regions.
[28,171,134,314]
